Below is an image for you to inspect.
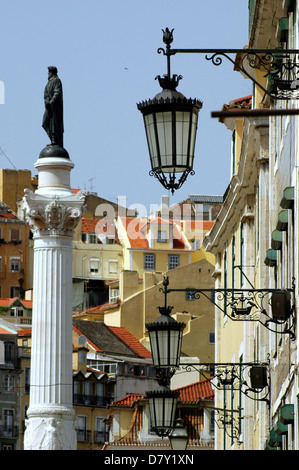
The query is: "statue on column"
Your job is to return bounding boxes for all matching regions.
[42,66,64,147]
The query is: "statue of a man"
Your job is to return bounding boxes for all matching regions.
[42,66,64,147]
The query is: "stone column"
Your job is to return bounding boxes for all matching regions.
[22,147,85,450]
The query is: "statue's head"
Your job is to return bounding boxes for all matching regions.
[48,66,58,78]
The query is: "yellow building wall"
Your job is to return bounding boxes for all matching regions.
[0,169,35,213]
[129,249,190,276]
[0,220,31,297]
[72,242,123,280]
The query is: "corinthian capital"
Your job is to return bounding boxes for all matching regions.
[22,189,85,237]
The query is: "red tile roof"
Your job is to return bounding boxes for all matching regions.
[0,211,17,219]
[0,326,15,334]
[120,217,190,250]
[110,379,214,408]
[120,217,149,249]
[109,326,152,358]
[0,298,32,308]
[18,328,32,336]
[176,379,214,402]
[111,394,146,408]
[81,218,99,234]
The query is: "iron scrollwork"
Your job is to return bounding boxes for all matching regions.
[179,361,270,405]
[158,28,299,100]
[161,275,296,339]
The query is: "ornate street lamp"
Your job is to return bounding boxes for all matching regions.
[137,28,202,194]
[146,277,185,437]
[146,277,185,383]
[138,28,299,193]
[169,418,189,450]
[147,386,180,437]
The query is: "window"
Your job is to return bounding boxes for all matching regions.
[76,415,88,442]
[144,253,155,270]
[10,228,20,242]
[4,410,14,436]
[9,286,19,297]
[82,233,97,244]
[10,257,20,272]
[157,230,168,243]
[4,342,13,363]
[209,332,215,344]
[0,256,2,272]
[95,417,107,444]
[109,288,119,303]
[108,260,118,274]
[89,233,97,244]
[10,307,24,317]
[78,350,86,363]
[4,375,14,392]
[89,258,100,273]
[25,367,30,394]
[168,254,180,270]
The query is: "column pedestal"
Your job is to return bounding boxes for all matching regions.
[22,148,85,450]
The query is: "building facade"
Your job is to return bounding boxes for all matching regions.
[204,0,299,450]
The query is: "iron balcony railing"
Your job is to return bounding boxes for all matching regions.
[73,394,113,407]
[0,426,19,438]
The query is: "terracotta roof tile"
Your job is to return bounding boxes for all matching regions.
[0,298,32,308]
[81,218,99,234]
[110,379,214,408]
[111,393,146,408]
[109,326,152,358]
[176,379,214,402]
[0,327,15,334]
[120,217,190,250]
[18,328,32,336]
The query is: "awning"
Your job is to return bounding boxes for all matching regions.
[280,404,294,425]
[271,229,283,250]
[264,249,277,267]
[280,186,294,209]
[276,209,288,231]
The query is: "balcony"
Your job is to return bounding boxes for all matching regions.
[0,426,19,439]
[76,429,108,444]
[73,394,113,407]
[76,428,91,442]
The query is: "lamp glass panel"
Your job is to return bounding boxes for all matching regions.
[176,111,190,167]
[144,114,159,169]
[155,112,173,170]
[189,113,198,166]
[170,436,188,451]
[149,395,177,430]
[149,329,182,368]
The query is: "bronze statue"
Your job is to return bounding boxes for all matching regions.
[42,66,64,147]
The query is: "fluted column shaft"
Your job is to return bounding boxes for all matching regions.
[22,155,85,450]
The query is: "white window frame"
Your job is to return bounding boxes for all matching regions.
[89,258,100,274]
[108,259,119,274]
[10,257,20,273]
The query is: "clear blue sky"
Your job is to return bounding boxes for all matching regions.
[0,1,250,213]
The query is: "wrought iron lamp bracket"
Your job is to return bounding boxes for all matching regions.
[161,276,296,339]
[206,405,243,443]
[180,361,270,405]
[158,27,299,100]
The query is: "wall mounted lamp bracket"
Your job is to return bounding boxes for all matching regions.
[161,275,296,339]
[158,27,299,100]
